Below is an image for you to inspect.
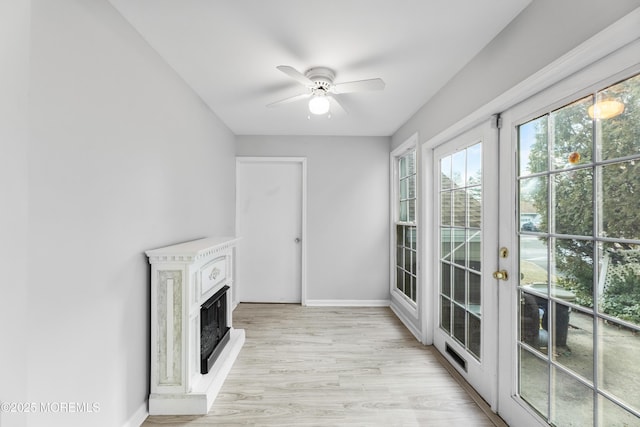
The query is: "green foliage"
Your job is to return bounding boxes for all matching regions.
[601,264,640,325]
[526,73,640,322]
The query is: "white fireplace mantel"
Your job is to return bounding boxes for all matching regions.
[146,237,245,415]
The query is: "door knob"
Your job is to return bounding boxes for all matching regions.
[294,237,301,243]
[493,270,508,281]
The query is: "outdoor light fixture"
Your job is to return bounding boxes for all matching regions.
[308,93,330,115]
[588,98,625,120]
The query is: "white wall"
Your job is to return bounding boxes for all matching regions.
[0,1,30,427]
[236,136,390,303]
[21,1,236,426]
[392,0,640,149]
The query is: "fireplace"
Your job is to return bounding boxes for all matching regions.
[145,237,245,415]
[200,285,231,374]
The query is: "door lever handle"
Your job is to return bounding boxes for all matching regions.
[493,270,508,281]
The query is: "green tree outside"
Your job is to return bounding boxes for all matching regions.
[523,73,640,325]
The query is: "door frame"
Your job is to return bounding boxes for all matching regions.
[235,156,308,305]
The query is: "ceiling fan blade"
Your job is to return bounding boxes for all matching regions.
[329,95,348,115]
[276,65,314,86]
[266,92,310,108]
[332,78,385,94]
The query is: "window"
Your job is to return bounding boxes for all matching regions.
[395,149,417,302]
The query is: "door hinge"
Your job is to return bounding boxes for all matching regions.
[492,114,502,129]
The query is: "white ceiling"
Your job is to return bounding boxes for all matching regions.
[108,0,531,136]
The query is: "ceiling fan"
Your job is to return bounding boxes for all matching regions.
[267,65,385,116]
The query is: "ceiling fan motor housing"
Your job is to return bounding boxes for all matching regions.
[305,67,335,91]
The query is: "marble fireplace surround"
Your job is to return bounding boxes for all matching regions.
[146,237,245,415]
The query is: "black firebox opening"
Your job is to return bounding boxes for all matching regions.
[200,285,231,374]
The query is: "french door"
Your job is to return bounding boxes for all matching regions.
[496,69,640,427]
[433,67,640,426]
[433,119,499,407]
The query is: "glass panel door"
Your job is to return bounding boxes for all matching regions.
[433,120,499,406]
[439,143,483,359]
[502,71,640,426]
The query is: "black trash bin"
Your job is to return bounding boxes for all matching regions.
[524,283,576,348]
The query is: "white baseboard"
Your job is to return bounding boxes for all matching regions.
[304,299,390,307]
[389,303,422,342]
[123,401,148,427]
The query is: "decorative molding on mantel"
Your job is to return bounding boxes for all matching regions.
[146,236,240,264]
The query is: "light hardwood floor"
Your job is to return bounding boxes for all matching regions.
[143,304,507,426]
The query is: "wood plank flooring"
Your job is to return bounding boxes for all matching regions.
[143,304,507,426]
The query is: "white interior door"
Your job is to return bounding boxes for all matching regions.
[236,158,304,303]
[432,119,500,408]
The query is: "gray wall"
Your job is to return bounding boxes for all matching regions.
[0,1,30,427]
[3,1,237,426]
[236,136,390,302]
[392,0,640,149]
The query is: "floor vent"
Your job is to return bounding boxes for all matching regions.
[445,343,467,372]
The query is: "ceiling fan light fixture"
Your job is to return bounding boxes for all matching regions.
[269,65,383,116]
[308,94,330,115]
